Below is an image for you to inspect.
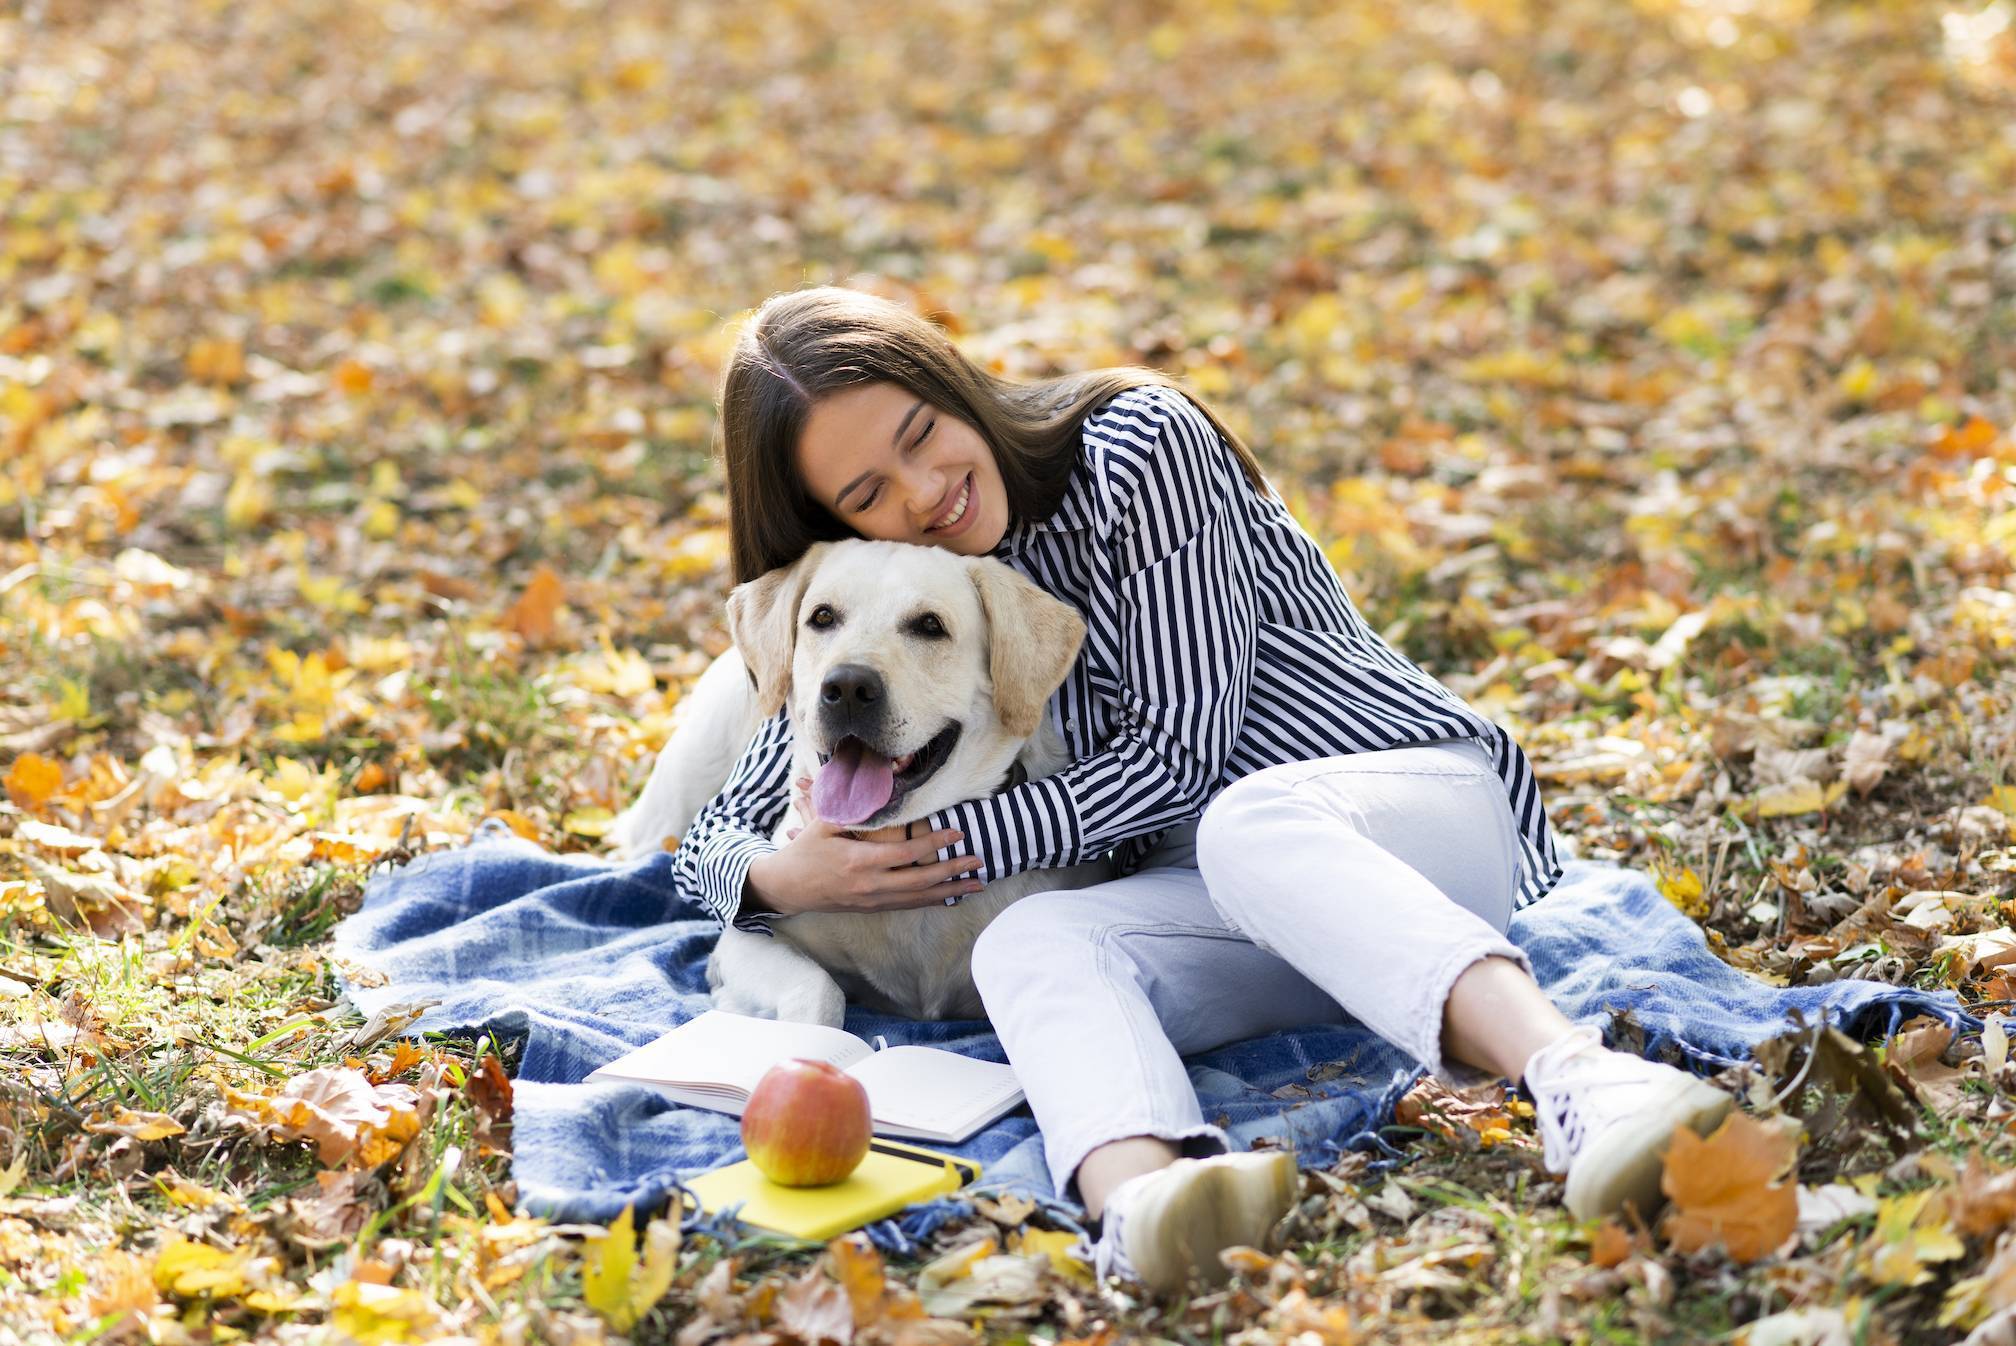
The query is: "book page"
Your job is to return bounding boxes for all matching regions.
[588,1010,870,1093]
[845,1046,1023,1141]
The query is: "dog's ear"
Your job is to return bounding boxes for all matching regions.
[726,543,831,720]
[968,560,1086,739]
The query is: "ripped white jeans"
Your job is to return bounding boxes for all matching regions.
[968,739,1532,1201]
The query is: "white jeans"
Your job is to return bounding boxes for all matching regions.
[969,739,1532,1200]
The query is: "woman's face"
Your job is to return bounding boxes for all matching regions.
[794,381,1010,555]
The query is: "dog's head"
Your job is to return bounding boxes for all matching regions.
[726,539,1085,829]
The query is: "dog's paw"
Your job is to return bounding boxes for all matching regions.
[774,980,847,1029]
[711,985,781,1020]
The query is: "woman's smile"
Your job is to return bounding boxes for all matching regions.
[923,472,976,537]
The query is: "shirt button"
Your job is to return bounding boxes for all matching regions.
[1065,717,1078,734]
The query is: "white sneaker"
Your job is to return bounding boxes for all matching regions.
[1086,1150,1299,1294]
[1522,1025,1735,1222]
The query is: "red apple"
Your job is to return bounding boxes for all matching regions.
[740,1058,872,1187]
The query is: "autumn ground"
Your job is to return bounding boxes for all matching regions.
[2,0,2015,1340]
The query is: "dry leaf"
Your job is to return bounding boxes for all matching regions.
[85,1108,187,1142]
[1861,1188,1966,1287]
[1661,1113,1800,1262]
[501,564,566,644]
[1843,729,1894,794]
[776,1265,855,1345]
[582,1203,679,1332]
[3,751,64,807]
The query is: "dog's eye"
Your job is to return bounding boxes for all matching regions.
[907,612,948,639]
[807,605,837,630]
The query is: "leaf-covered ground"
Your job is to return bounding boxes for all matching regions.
[3,0,2015,1341]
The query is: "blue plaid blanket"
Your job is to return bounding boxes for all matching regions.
[332,821,1974,1232]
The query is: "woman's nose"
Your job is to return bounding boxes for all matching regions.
[904,472,948,525]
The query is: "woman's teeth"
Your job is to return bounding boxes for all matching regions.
[930,476,970,530]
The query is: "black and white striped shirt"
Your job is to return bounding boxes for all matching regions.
[675,385,1563,931]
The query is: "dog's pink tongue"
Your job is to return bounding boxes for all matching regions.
[812,739,895,825]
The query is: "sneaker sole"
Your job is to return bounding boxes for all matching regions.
[1562,1074,1734,1223]
[1123,1150,1299,1294]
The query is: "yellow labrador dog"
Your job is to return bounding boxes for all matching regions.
[613,540,1111,1026]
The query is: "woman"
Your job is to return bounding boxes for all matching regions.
[670,286,1732,1293]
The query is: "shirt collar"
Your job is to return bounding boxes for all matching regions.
[989,460,1097,559]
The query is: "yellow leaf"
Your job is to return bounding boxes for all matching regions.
[4,752,63,808]
[662,528,730,580]
[56,676,91,723]
[364,498,401,540]
[86,1107,186,1141]
[562,807,615,838]
[1656,865,1707,918]
[582,1204,680,1331]
[575,640,657,698]
[1861,1189,1967,1288]
[299,568,367,613]
[484,809,543,841]
[1752,780,1849,818]
[329,1280,440,1344]
[225,468,272,530]
[153,1237,255,1298]
[1011,1227,1094,1286]
[1838,358,1879,402]
[268,757,322,803]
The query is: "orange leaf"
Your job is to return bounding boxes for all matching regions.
[501,565,566,644]
[827,1235,887,1326]
[332,358,375,395]
[1589,1219,1634,1268]
[4,752,63,808]
[1660,1113,1799,1263]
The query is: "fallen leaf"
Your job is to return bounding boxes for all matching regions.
[1861,1188,1966,1287]
[329,1279,442,1342]
[582,1203,679,1332]
[501,564,566,644]
[85,1107,186,1142]
[775,1265,854,1345]
[1662,1112,1800,1262]
[3,751,63,807]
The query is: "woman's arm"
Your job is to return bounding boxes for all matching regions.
[921,389,1261,882]
[675,705,990,925]
[670,705,796,931]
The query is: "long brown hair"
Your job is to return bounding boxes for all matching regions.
[717,285,1269,585]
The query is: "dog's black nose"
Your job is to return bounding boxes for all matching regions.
[820,664,884,712]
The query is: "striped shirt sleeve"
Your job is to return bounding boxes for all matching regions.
[669,704,794,932]
[925,391,1259,881]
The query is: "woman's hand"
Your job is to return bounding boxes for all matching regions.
[741,777,985,916]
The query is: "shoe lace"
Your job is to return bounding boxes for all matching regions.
[1522,1025,1626,1173]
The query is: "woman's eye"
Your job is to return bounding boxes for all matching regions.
[857,488,879,512]
[808,605,836,629]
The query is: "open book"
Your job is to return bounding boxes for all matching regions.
[586,1010,1025,1144]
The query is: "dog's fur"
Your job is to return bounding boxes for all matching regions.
[612,540,1111,1027]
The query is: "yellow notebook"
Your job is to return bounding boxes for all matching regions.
[683,1139,981,1241]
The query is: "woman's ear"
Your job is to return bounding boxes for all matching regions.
[726,543,832,719]
[968,560,1086,739]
